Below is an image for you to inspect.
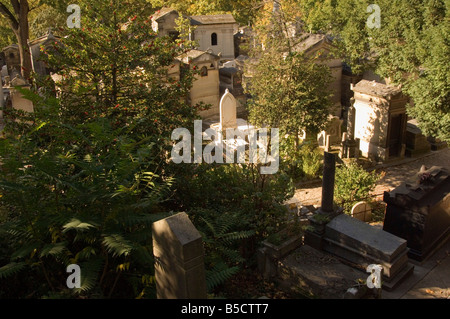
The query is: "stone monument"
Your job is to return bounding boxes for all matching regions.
[405,119,431,157]
[350,80,408,162]
[8,74,34,113]
[304,152,414,291]
[383,166,450,261]
[152,212,207,299]
[340,99,360,159]
[219,88,237,131]
[351,201,372,222]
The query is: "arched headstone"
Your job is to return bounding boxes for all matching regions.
[351,201,372,222]
[219,89,237,131]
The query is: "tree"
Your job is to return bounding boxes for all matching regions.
[0,0,199,298]
[368,0,449,143]
[303,0,449,142]
[0,0,33,80]
[246,3,333,144]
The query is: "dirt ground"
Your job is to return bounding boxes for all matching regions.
[294,148,450,207]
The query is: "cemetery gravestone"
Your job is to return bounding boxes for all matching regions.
[219,89,237,131]
[383,166,450,261]
[405,119,431,157]
[152,212,207,299]
[351,201,372,222]
[305,152,413,291]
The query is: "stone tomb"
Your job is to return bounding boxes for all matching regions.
[350,80,408,162]
[405,119,431,157]
[304,152,413,291]
[383,166,450,262]
[322,214,413,290]
[152,212,207,299]
[318,115,343,148]
[210,89,254,139]
[7,75,34,113]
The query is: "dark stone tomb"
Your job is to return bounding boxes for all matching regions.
[383,166,450,262]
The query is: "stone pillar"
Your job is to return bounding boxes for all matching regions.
[341,98,359,159]
[321,152,336,213]
[304,152,342,250]
[152,212,207,299]
[347,99,356,140]
[340,132,348,158]
[325,135,331,152]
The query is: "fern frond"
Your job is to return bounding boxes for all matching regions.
[205,263,239,291]
[72,257,103,294]
[40,242,68,258]
[11,243,39,261]
[62,219,98,233]
[102,234,133,257]
[218,230,255,244]
[74,246,97,262]
[199,216,217,237]
[0,262,27,279]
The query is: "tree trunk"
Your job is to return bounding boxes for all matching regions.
[15,0,31,80]
[0,0,32,81]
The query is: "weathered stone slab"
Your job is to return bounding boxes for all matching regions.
[278,245,363,299]
[152,212,207,299]
[325,214,407,263]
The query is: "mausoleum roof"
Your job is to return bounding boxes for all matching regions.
[293,33,333,54]
[153,7,178,21]
[189,14,236,25]
[176,49,220,64]
[352,80,402,99]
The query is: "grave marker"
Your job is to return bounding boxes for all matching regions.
[152,212,207,299]
[351,201,372,222]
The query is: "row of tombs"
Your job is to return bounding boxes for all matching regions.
[1,25,447,160]
[1,68,447,164]
[149,155,449,298]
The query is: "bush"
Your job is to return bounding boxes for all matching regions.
[279,136,323,182]
[299,142,323,180]
[334,160,381,214]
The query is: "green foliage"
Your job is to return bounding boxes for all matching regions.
[193,210,254,291]
[304,0,449,142]
[280,136,323,182]
[334,161,381,214]
[0,0,198,299]
[299,143,323,180]
[173,163,294,240]
[246,48,333,139]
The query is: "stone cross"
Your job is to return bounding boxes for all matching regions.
[152,212,207,299]
[220,89,237,131]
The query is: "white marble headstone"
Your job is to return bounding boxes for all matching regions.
[220,89,237,131]
[351,201,372,222]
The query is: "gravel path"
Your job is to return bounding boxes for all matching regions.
[293,148,450,206]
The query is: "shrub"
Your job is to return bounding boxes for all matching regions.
[334,160,381,214]
[299,143,323,180]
